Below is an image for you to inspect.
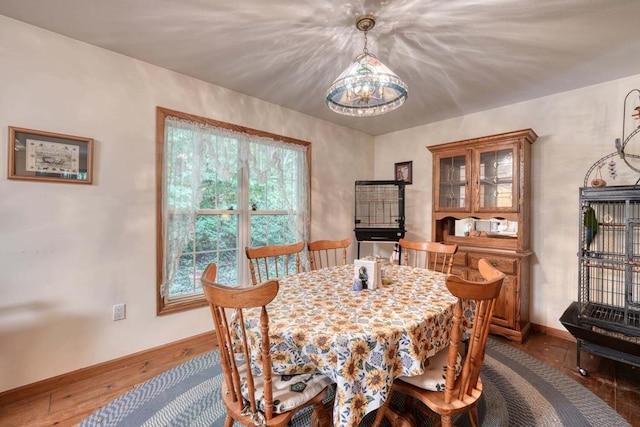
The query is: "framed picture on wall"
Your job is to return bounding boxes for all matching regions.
[8,127,94,184]
[394,160,412,185]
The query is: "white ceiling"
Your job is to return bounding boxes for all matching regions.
[1,0,640,136]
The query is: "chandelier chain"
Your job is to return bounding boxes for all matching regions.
[363,31,369,55]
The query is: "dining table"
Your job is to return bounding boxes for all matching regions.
[241,263,473,427]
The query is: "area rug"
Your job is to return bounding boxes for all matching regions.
[80,338,630,426]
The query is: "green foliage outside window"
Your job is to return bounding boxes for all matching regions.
[165,128,305,298]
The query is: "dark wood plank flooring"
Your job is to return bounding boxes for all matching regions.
[0,331,638,426]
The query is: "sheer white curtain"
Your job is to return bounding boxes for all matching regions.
[247,136,311,269]
[161,117,310,294]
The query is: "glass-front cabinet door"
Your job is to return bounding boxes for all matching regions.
[434,149,471,212]
[474,143,519,212]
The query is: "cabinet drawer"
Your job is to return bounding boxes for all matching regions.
[468,254,517,275]
[451,266,467,278]
[452,252,467,266]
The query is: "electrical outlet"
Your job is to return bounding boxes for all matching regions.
[113,303,126,321]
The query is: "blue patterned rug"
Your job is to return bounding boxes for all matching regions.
[80,338,630,426]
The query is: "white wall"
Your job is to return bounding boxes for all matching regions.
[374,75,640,331]
[0,15,372,392]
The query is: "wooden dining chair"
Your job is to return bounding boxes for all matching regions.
[200,261,217,285]
[201,266,333,427]
[399,238,458,274]
[245,241,305,285]
[372,258,505,427]
[307,237,352,270]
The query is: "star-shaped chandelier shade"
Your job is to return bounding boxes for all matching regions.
[326,15,408,117]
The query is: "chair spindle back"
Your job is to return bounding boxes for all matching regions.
[307,238,351,270]
[399,238,458,274]
[245,242,305,285]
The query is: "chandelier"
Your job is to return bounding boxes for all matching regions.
[326,14,408,117]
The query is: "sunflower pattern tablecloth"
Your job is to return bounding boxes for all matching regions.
[242,264,473,427]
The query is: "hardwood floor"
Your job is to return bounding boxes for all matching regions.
[0,331,638,427]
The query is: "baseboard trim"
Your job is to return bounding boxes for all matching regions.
[0,331,216,406]
[531,323,575,342]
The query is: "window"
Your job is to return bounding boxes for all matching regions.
[156,107,310,314]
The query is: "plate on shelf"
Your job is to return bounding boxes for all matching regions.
[488,231,517,238]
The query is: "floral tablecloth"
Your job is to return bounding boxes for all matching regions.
[243,264,472,427]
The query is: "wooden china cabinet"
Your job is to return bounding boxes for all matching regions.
[428,129,537,343]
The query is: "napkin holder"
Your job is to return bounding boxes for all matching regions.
[354,258,382,290]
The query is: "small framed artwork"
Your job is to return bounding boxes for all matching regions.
[8,127,94,184]
[394,161,412,185]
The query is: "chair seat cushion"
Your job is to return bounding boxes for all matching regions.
[397,346,462,391]
[238,363,333,413]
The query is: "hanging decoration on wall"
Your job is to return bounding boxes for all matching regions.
[583,89,640,186]
[607,159,617,180]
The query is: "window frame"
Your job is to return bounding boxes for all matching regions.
[155,107,312,315]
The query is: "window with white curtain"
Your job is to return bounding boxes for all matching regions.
[156,108,310,314]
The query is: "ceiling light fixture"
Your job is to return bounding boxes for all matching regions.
[326,14,408,117]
